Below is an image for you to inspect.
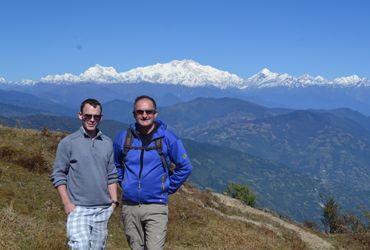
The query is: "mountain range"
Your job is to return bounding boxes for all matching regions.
[3,59,370,116]
[1,59,370,88]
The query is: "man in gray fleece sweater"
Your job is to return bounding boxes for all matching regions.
[50,98,118,249]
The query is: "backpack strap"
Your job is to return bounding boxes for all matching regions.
[122,128,133,164]
[121,129,176,176]
[155,138,176,175]
[121,128,142,172]
[155,138,168,170]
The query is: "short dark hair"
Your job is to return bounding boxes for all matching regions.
[80,98,102,113]
[133,95,157,110]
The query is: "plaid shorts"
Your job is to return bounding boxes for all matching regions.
[66,205,114,250]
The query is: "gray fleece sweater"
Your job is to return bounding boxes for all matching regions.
[50,127,118,207]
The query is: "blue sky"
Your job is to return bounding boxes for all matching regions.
[1,0,370,81]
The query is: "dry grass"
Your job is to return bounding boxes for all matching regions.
[0,126,366,249]
[0,126,63,173]
[0,202,66,250]
[0,161,67,249]
[329,233,370,250]
[166,185,307,250]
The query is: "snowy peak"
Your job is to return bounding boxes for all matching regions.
[244,68,370,88]
[0,75,35,85]
[297,74,326,85]
[41,64,123,83]
[79,64,123,83]
[246,68,295,87]
[333,75,368,86]
[121,59,244,88]
[82,64,120,80]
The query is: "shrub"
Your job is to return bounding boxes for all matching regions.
[321,196,345,233]
[342,212,367,233]
[226,182,256,207]
[321,196,368,234]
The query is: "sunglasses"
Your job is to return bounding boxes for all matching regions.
[82,113,103,121]
[134,109,156,115]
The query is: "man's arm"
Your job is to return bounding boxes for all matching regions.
[108,183,118,208]
[168,138,192,194]
[56,184,75,215]
[113,132,125,184]
[50,139,74,214]
[107,143,119,208]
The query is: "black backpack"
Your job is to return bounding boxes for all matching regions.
[120,128,176,176]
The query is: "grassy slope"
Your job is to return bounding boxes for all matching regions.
[0,126,367,249]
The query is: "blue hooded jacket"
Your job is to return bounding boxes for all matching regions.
[113,120,192,204]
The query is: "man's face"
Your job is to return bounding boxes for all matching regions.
[133,98,158,128]
[78,103,102,133]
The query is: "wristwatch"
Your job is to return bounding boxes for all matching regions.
[112,201,120,206]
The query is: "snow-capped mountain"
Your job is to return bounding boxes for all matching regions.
[41,64,124,83]
[39,60,244,89]
[244,68,370,88]
[120,60,244,88]
[333,75,369,87]
[296,74,327,86]
[245,68,296,88]
[244,68,329,88]
[1,59,370,88]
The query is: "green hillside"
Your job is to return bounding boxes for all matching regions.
[3,125,368,249]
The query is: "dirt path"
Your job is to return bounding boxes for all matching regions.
[212,193,335,250]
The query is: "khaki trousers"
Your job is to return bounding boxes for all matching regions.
[121,203,168,250]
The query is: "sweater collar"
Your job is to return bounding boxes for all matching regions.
[79,126,103,140]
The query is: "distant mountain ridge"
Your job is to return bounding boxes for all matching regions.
[3,59,370,115]
[175,103,370,224]
[0,114,129,140]
[1,59,370,88]
[0,89,75,116]
[158,97,290,132]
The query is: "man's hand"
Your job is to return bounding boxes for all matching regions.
[63,201,76,215]
[56,185,75,215]
[108,183,118,210]
[111,200,119,210]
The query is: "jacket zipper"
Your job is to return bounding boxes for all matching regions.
[138,148,144,203]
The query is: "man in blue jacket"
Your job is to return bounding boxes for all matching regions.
[114,95,192,250]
